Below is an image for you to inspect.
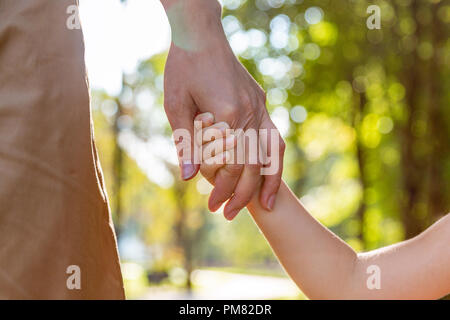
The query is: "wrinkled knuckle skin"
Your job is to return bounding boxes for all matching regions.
[164,98,186,124]
[239,92,254,112]
[225,164,243,176]
[163,95,178,112]
[219,104,239,122]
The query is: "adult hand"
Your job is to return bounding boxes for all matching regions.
[161,0,285,219]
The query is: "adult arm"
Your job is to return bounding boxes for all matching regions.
[160,0,285,219]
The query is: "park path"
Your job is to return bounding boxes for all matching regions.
[140,269,303,300]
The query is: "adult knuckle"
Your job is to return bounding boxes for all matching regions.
[239,92,253,111]
[219,104,239,121]
[163,94,178,110]
[164,100,186,123]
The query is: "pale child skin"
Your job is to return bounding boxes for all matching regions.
[193,112,450,300]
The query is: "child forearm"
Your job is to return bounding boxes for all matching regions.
[247,181,450,299]
[247,181,358,299]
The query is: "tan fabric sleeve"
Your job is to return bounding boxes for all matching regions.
[0,0,125,299]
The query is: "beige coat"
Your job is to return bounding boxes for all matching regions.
[0,0,125,299]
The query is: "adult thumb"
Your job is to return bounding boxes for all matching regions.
[167,106,200,181]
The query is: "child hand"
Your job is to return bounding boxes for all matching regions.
[194,112,237,186]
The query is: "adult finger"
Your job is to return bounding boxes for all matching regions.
[200,151,231,184]
[259,117,285,210]
[221,127,262,219]
[202,135,236,161]
[194,112,215,132]
[208,163,243,212]
[164,95,200,180]
[223,164,261,220]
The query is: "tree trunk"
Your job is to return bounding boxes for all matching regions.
[427,1,448,222]
[113,98,125,238]
[353,92,367,248]
[400,0,427,239]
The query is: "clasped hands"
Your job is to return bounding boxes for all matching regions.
[161,0,285,219]
[188,112,284,220]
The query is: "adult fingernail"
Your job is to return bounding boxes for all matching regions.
[181,161,195,180]
[267,194,276,211]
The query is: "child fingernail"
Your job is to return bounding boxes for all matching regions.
[225,135,235,148]
[224,151,231,163]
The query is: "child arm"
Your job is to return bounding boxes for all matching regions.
[194,112,450,299]
[248,182,450,299]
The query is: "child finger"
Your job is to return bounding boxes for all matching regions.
[202,135,236,161]
[196,121,230,146]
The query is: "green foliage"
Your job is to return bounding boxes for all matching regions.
[92,0,450,292]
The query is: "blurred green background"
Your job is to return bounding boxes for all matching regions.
[89,0,450,299]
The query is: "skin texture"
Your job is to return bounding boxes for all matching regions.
[160,0,285,219]
[196,113,450,300]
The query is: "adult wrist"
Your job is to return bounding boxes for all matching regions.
[161,0,223,51]
[161,0,221,17]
